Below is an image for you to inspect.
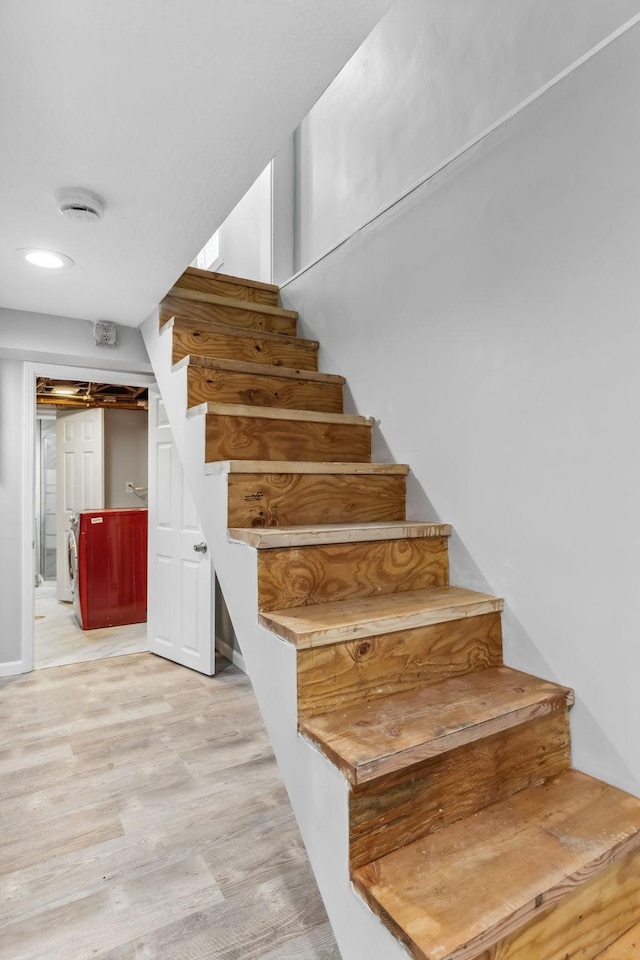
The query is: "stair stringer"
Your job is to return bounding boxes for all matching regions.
[142,310,408,960]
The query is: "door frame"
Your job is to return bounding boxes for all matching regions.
[21,360,157,673]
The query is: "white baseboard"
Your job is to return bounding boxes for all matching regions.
[215,636,246,674]
[0,660,26,678]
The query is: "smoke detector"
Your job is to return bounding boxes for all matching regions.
[56,188,105,223]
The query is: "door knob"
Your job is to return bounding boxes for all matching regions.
[193,542,208,554]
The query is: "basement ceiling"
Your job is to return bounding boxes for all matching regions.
[36,379,148,411]
[0,0,393,328]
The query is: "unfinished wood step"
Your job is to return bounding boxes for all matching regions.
[259,585,504,648]
[221,464,409,528]
[161,288,297,335]
[257,536,450,612]
[173,266,280,306]
[180,355,344,413]
[194,402,373,464]
[208,460,409,476]
[352,769,640,960]
[596,922,640,958]
[168,315,319,370]
[297,611,504,720]
[230,520,451,549]
[349,709,570,870]
[299,665,573,785]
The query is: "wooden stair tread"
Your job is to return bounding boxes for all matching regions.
[352,769,640,960]
[229,520,451,549]
[206,460,409,476]
[596,922,640,957]
[182,265,280,293]
[166,314,319,349]
[165,286,297,320]
[189,401,374,426]
[259,585,503,648]
[299,665,572,784]
[177,354,345,385]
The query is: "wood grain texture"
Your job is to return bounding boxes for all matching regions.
[170,316,319,369]
[260,586,503,648]
[187,355,343,383]
[174,266,279,305]
[227,472,406,527]
[230,521,451,548]
[297,612,503,719]
[257,537,450,612]
[214,460,408,475]
[0,653,339,960]
[205,413,371,464]
[352,770,640,960]
[187,363,344,413]
[595,920,640,959]
[162,294,296,334]
[485,845,640,960]
[299,667,572,785]
[349,709,571,870]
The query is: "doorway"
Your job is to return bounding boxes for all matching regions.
[23,361,156,673]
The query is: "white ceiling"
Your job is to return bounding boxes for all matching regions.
[0,0,392,327]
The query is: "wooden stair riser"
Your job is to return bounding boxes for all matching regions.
[595,921,640,958]
[186,364,344,414]
[173,268,279,306]
[476,843,640,960]
[227,472,407,528]
[162,294,296,335]
[205,413,372,464]
[349,708,571,870]
[171,320,319,370]
[257,537,450,612]
[297,612,503,720]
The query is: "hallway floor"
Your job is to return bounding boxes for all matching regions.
[34,583,147,669]
[0,652,339,960]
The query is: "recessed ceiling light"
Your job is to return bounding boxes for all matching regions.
[16,248,75,269]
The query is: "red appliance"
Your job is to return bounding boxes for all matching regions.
[71,508,148,630]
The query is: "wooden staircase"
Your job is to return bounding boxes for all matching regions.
[149,265,640,960]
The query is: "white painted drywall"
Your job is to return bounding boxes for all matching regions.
[0,359,27,670]
[104,409,148,508]
[0,308,151,372]
[282,23,640,796]
[218,165,273,284]
[295,0,640,268]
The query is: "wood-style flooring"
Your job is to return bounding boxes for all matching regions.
[35,584,146,669]
[0,652,340,959]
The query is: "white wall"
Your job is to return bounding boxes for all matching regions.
[218,164,272,283]
[295,0,640,268]
[0,359,28,669]
[0,309,153,672]
[0,307,151,372]
[282,23,640,796]
[104,409,149,508]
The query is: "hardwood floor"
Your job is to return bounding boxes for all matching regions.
[35,584,146,669]
[0,652,340,959]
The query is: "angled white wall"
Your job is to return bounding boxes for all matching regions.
[283,22,640,796]
[295,0,640,268]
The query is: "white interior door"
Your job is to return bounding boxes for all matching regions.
[55,407,105,601]
[147,390,215,675]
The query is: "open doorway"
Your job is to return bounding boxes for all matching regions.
[32,374,151,670]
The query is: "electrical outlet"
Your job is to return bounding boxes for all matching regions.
[125,481,135,494]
